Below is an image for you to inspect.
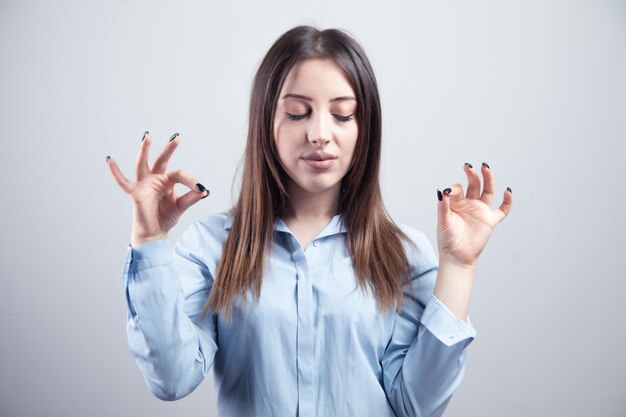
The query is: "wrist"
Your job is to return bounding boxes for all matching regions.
[438,254,478,270]
[436,260,477,289]
[131,233,168,247]
[433,258,477,322]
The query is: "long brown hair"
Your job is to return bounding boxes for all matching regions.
[205,25,415,321]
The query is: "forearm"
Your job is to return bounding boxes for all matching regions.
[383,228,477,417]
[433,257,476,322]
[124,240,217,400]
[383,293,477,417]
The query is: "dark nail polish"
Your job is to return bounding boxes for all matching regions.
[437,189,442,201]
[464,162,473,169]
[106,155,111,163]
[482,162,490,169]
[443,187,452,195]
[196,183,210,198]
[507,186,512,194]
[169,132,179,142]
[142,131,149,142]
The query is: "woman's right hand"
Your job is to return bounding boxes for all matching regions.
[106,131,209,247]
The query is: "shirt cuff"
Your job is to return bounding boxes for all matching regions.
[124,239,174,273]
[420,293,477,347]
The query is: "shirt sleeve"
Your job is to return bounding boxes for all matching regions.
[381,229,477,417]
[122,222,219,401]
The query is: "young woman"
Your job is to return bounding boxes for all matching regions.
[107,25,512,417]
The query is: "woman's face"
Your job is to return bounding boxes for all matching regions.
[273,58,359,198]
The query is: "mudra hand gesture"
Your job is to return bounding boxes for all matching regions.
[434,162,513,320]
[106,132,209,247]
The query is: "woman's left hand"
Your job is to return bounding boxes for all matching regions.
[437,162,513,268]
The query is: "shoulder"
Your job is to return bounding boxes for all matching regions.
[393,221,439,276]
[394,221,434,254]
[177,210,232,242]
[193,210,233,240]
[174,210,233,276]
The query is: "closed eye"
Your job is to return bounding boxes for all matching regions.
[333,114,354,123]
[284,112,354,123]
[285,111,309,121]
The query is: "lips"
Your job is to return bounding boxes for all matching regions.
[302,152,338,161]
[301,152,338,170]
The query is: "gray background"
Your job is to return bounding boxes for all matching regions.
[1,0,625,416]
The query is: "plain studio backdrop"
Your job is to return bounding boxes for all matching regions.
[1,0,625,416]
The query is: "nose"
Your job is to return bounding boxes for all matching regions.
[307,112,331,146]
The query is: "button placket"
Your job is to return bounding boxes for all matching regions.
[291,237,314,417]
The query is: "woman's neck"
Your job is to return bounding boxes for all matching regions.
[281,181,340,223]
[280,181,341,249]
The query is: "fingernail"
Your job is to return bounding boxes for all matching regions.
[464,162,473,169]
[437,189,442,201]
[507,186,512,194]
[482,162,490,169]
[169,132,179,142]
[142,131,149,142]
[106,155,111,163]
[196,183,210,199]
[443,187,452,195]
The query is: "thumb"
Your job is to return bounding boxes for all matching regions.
[177,183,210,214]
[165,169,210,214]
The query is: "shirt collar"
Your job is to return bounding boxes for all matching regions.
[223,210,346,237]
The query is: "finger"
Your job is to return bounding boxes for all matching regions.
[444,183,465,202]
[437,188,452,225]
[464,162,481,199]
[165,169,209,211]
[493,187,513,224]
[151,132,180,174]
[136,131,151,181]
[479,162,495,207]
[106,156,133,194]
[177,185,210,213]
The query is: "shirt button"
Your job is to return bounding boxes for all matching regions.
[313,240,320,247]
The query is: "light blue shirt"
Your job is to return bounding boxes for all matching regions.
[122,211,476,417]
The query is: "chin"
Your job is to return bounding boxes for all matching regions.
[291,176,341,195]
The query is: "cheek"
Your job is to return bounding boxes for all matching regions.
[273,121,297,165]
[344,127,359,155]
[341,127,359,169]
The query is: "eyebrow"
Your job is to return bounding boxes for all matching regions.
[281,93,356,103]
